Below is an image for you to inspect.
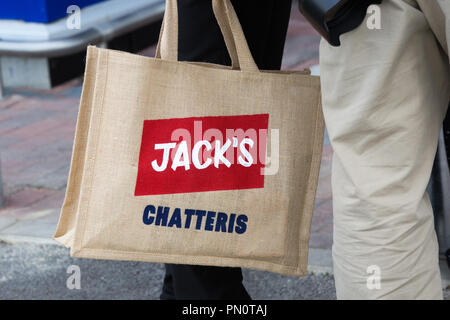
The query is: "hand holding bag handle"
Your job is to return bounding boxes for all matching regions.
[155,0,259,72]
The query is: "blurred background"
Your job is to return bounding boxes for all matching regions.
[0,0,448,299]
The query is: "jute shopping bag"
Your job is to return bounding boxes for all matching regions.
[54,0,324,277]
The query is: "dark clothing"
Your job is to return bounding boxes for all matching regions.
[177,0,292,70]
[161,264,251,300]
[160,0,292,300]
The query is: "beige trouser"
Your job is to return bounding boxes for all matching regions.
[320,0,450,299]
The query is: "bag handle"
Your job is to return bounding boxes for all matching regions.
[155,0,259,72]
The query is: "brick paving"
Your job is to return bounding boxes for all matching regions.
[0,6,331,249]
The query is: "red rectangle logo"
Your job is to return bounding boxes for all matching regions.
[134,114,269,196]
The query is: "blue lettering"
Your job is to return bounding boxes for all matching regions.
[235,214,248,234]
[142,206,248,235]
[155,206,170,226]
[168,208,182,228]
[215,212,228,232]
[205,211,216,231]
[195,210,206,230]
[184,209,195,228]
[142,205,155,225]
[228,213,236,233]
